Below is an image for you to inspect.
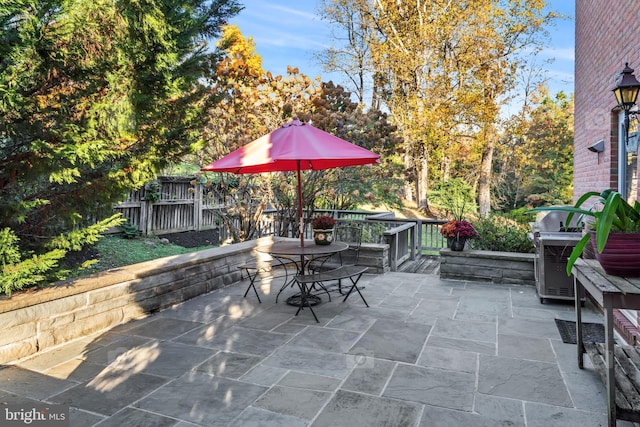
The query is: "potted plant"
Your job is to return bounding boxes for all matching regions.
[529,189,640,277]
[440,220,478,251]
[311,215,336,245]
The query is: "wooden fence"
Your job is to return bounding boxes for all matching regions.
[113,177,222,236]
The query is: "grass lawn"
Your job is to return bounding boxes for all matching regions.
[65,234,217,278]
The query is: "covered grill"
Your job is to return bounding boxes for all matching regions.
[528,210,584,304]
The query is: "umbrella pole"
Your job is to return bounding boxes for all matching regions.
[297,161,304,248]
[296,162,306,273]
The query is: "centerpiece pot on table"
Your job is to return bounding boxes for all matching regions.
[311,215,336,246]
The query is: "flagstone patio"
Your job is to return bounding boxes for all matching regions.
[0,271,634,426]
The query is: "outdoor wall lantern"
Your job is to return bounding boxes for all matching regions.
[613,63,640,152]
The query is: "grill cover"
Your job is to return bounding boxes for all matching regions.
[533,209,582,233]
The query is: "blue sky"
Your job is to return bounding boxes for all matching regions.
[229,1,575,99]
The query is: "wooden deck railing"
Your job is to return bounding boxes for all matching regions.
[215,210,448,271]
[383,222,417,270]
[363,217,448,269]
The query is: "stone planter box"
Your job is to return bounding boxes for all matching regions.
[0,238,388,364]
[439,248,535,286]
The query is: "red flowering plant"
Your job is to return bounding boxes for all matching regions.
[440,220,478,239]
[311,215,336,230]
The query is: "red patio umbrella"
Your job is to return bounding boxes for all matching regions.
[201,119,380,247]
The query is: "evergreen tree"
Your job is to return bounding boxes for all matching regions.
[0,0,240,292]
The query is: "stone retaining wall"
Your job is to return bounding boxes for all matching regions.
[439,249,535,286]
[346,244,390,274]
[0,238,388,364]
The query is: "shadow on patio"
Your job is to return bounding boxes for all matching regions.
[0,271,629,426]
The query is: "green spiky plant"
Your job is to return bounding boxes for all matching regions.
[528,189,640,275]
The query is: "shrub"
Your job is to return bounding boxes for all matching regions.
[120,222,141,239]
[144,180,162,203]
[428,178,477,220]
[0,214,124,296]
[361,222,386,244]
[472,215,534,253]
[501,207,533,226]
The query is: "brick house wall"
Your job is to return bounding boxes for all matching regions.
[574,0,640,197]
[575,0,640,338]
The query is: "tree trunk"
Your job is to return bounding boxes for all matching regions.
[404,141,414,201]
[371,73,381,111]
[478,132,495,217]
[418,149,429,211]
[442,156,450,181]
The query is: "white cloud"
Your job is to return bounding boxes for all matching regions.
[265,3,319,21]
[540,47,575,62]
[232,1,329,50]
[547,70,575,88]
[247,25,328,50]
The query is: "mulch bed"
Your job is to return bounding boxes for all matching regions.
[160,230,219,248]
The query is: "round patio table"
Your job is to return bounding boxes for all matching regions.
[256,240,348,306]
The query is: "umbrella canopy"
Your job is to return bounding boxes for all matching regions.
[203,119,380,173]
[202,119,380,246]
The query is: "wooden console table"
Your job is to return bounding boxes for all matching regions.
[573,259,640,427]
